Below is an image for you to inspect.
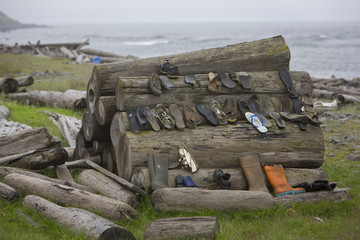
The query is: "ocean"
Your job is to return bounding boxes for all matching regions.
[1,21,360,80]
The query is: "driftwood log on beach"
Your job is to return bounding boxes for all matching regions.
[0,77,18,93]
[55,164,75,183]
[130,167,328,191]
[82,112,111,142]
[144,217,219,240]
[0,181,19,202]
[4,173,140,220]
[23,195,136,240]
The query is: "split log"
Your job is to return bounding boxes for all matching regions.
[0,77,18,93]
[9,146,68,170]
[130,167,328,191]
[115,71,312,111]
[55,164,75,183]
[151,188,275,212]
[23,195,135,240]
[144,217,219,240]
[4,173,140,220]
[60,46,76,60]
[43,111,82,148]
[82,112,111,142]
[0,105,10,119]
[6,90,87,110]
[102,144,116,173]
[64,156,102,168]
[95,96,117,126]
[14,75,34,87]
[73,127,94,160]
[85,160,147,197]
[276,188,351,207]
[91,35,290,99]
[0,181,19,202]
[116,122,324,180]
[311,89,336,100]
[0,166,92,192]
[78,169,138,206]
[0,127,59,158]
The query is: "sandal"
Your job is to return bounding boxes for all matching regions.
[196,104,219,126]
[218,70,236,88]
[269,112,285,128]
[245,112,268,133]
[169,104,185,130]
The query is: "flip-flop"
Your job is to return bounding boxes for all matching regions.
[279,112,304,122]
[239,74,251,90]
[185,75,196,85]
[278,68,297,95]
[245,112,268,133]
[238,100,248,119]
[184,176,198,188]
[159,75,176,90]
[217,70,236,88]
[196,104,219,126]
[136,105,147,128]
[146,108,161,132]
[156,104,175,130]
[247,98,272,127]
[210,100,228,125]
[269,112,285,128]
[207,72,219,92]
[127,109,140,133]
[182,105,196,129]
[169,104,185,130]
[148,73,162,96]
[223,98,238,124]
[280,97,292,112]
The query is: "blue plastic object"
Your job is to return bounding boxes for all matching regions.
[92,56,100,63]
[184,176,198,188]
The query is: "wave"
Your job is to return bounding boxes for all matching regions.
[124,40,170,46]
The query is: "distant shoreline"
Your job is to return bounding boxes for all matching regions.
[0,23,48,32]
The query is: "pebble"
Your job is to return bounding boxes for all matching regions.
[328,153,335,157]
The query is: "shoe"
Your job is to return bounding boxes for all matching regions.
[264,164,306,197]
[148,73,162,96]
[196,104,219,126]
[185,75,196,85]
[239,73,251,90]
[223,98,238,124]
[208,72,219,92]
[238,155,268,192]
[210,100,228,125]
[148,154,169,190]
[159,75,176,90]
[179,148,199,173]
[280,97,292,112]
[156,104,175,130]
[213,169,231,189]
[229,72,237,81]
[184,176,198,188]
[269,112,285,128]
[127,109,140,134]
[279,112,305,122]
[136,105,147,128]
[218,70,236,88]
[159,60,179,78]
[175,175,185,188]
[245,112,268,133]
[183,105,196,129]
[238,100,248,120]
[146,107,161,132]
[293,180,336,192]
[169,104,185,130]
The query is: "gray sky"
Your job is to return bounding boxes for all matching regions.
[1,0,360,24]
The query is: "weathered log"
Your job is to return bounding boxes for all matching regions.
[313,84,360,97]
[4,173,140,220]
[115,71,312,111]
[82,112,111,142]
[0,119,32,137]
[0,77,18,93]
[95,96,117,126]
[63,147,74,160]
[116,122,324,180]
[311,89,336,100]
[85,160,147,197]
[80,48,126,58]
[64,156,102,168]
[9,146,68,170]
[14,75,34,87]
[276,188,351,207]
[144,217,219,240]
[0,150,36,166]
[110,112,126,147]
[0,127,59,157]
[43,111,81,148]
[0,181,19,201]
[55,164,75,183]
[130,167,328,191]
[337,94,360,104]
[151,188,275,212]
[102,144,116,173]
[86,77,97,113]
[6,90,87,110]
[73,127,93,160]
[23,195,136,240]
[93,141,107,153]
[91,36,290,100]
[0,105,10,120]
[60,46,76,60]
[0,166,93,193]
[78,169,138,206]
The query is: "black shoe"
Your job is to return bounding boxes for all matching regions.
[136,105,147,128]
[159,60,179,78]
[127,109,140,134]
[213,169,231,189]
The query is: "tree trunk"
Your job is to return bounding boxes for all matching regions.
[0,166,93,192]
[55,164,75,183]
[43,111,82,148]
[6,90,87,110]
[10,146,68,170]
[82,112,111,142]
[0,77,18,93]
[151,188,275,212]
[64,156,102,168]
[115,71,312,111]
[276,188,351,207]
[91,36,290,100]
[78,169,139,206]
[144,217,219,240]
[0,127,59,157]
[4,173,140,220]
[0,181,19,202]
[23,195,135,240]
[95,96,117,126]
[116,122,324,180]
[14,75,34,87]
[130,167,328,191]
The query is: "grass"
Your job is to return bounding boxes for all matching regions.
[1,54,360,239]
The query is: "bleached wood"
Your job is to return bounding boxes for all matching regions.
[0,181,19,201]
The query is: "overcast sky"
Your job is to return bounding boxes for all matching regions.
[1,0,360,24]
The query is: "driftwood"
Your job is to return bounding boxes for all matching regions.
[0,127,59,157]
[0,77,18,93]
[0,181,19,202]
[151,188,275,212]
[95,96,117,126]
[276,188,351,206]
[86,77,96,113]
[0,119,32,137]
[115,71,312,111]
[63,147,74,160]
[73,127,94,160]
[144,217,219,240]
[93,141,107,153]
[312,89,336,100]
[13,75,34,87]
[4,173,140,220]
[130,167,328,191]
[0,166,93,192]
[78,169,139,206]
[55,164,75,183]
[0,105,10,119]
[313,84,360,97]
[115,122,324,181]
[60,46,76,60]
[64,156,102,168]
[101,144,116,173]
[23,195,135,240]
[85,160,147,197]
[337,94,360,104]
[6,90,87,110]
[80,48,127,58]
[82,112,111,142]
[0,150,36,166]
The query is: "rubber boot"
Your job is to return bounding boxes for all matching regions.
[148,154,169,191]
[264,165,306,197]
[238,155,268,192]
